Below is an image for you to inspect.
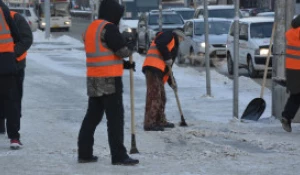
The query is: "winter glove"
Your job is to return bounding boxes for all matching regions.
[165,59,173,67]
[168,75,177,91]
[123,60,136,71]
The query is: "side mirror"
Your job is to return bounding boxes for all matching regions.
[240,34,248,41]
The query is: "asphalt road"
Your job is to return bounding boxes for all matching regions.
[51,17,272,89]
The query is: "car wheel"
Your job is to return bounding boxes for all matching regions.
[136,39,143,54]
[177,50,185,64]
[227,53,234,75]
[189,48,196,66]
[247,56,259,78]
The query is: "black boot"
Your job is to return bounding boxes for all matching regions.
[162,121,175,128]
[144,125,164,131]
[0,119,5,134]
[281,117,292,132]
[78,156,98,163]
[112,157,139,166]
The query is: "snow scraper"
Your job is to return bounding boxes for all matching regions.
[241,22,276,121]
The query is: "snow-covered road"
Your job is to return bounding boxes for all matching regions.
[0,31,299,175]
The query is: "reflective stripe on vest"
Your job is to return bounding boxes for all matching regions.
[143,35,175,83]
[0,8,14,52]
[285,28,300,70]
[84,20,123,77]
[10,11,27,62]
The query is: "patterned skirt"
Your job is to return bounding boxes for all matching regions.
[143,70,167,129]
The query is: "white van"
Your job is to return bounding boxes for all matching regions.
[194,5,242,19]
[226,17,274,78]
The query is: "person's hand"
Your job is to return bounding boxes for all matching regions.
[123,60,136,71]
[165,59,173,67]
[170,80,177,91]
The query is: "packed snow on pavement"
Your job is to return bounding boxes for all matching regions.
[0,30,299,175]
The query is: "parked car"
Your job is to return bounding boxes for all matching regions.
[226,17,274,78]
[136,10,184,54]
[168,7,195,21]
[256,12,275,18]
[249,8,272,16]
[193,5,242,19]
[9,7,39,32]
[179,18,231,65]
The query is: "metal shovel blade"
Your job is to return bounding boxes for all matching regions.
[241,98,266,121]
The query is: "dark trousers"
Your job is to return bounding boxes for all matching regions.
[78,93,128,161]
[0,69,24,119]
[282,92,300,120]
[0,75,20,139]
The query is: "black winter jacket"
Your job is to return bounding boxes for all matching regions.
[143,31,180,85]
[12,12,33,70]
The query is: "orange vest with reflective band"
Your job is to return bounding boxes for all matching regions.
[84,20,123,77]
[0,8,14,53]
[286,28,300,70]
[10,11,27,62]
[143,34,175,83]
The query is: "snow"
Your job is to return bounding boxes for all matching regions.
[0,30,299,175]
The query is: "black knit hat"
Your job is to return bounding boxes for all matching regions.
[292,15,300,28]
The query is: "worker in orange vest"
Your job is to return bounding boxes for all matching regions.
[281,15,300,132]
[142,29,185,131]
[0,10,33,138]
[77,0,138,165]
[0,0,22,149]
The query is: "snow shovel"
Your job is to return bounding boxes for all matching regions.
[241,22,276,121]
[129,55,139,154]
[168,66,188,126]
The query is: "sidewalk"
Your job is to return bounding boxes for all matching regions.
[0,32,299,175]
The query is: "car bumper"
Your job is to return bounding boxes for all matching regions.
[254,55,273,70]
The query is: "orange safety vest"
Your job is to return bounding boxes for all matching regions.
[0,8,14,53]
[143,34,175,83]
[84,20,123,77]
[286,27,300,70]
[10,11,27,62]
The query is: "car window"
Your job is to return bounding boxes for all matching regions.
[148,14,184,25]
[194,21,231,35]
[11,9,31,17]
[250,22,273,38]
[184,21,193,34]
[239,23,248,38]
[176,10,195,20]
[209,9,235,18]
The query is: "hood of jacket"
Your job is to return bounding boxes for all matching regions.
[98,0,124,25]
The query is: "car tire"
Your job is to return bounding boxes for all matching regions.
[189,48,196,66]
[136,39,143,54]
[227,53,234,75]
[177,50,185,64]
[247,56,259,78]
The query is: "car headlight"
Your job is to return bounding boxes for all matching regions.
[200,42,206,48]
[64,21,71,25]
[41,22,46,26]
[124,27,132,33]
[260,48,269,56]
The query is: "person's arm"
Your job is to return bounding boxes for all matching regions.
[0,2,21,43]
[155,32,173,61]
[104,24,133,58]
[13,13,33,57]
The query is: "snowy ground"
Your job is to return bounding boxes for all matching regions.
[0,30,299,175]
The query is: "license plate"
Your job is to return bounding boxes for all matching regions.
[216,50,226,55]
[52,24,60,28]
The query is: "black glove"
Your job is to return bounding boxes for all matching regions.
[168,75,177,91]
[123,60,136,71]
